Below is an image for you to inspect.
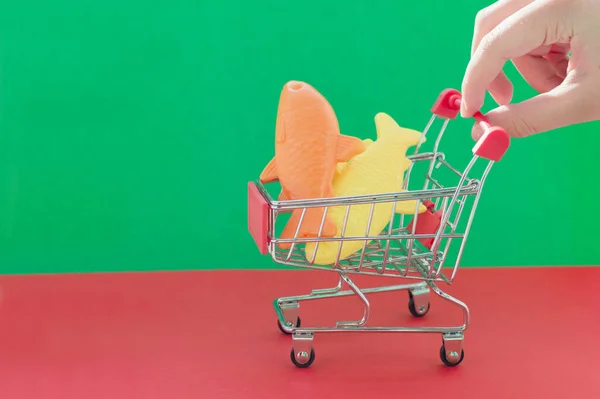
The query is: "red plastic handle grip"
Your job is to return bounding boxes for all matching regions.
[431,89,510,162]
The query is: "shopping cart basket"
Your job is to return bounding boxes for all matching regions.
[247,88,510,368]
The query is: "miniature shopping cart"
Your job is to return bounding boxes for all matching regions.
[247,88,510,368]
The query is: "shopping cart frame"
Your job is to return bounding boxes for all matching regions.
[247,88,510,368]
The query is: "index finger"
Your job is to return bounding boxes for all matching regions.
[461,1,561,117]
[470,0,533,55]
[469,0,534,105]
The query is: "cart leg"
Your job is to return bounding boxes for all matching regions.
[440,332,465,367]
[408,283,430,317]
[277,301,301,335]
[290,332,315,368]
[311,275,343,295]
[428,281,470,329]
[335,272,370,327]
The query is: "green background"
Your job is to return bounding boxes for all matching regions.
[0,0,597,274]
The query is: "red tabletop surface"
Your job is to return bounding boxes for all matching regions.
[0,267,598,398]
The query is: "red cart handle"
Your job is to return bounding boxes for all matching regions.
[431,89,510,162]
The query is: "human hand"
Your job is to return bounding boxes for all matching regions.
[461,0,600,140]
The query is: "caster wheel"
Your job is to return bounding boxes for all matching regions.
[408,292,430,317]
[440,344,464,367]
[290,347,315,368]
[277,317,301,334]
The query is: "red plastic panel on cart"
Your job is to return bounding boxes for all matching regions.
[407,200,442,249]
[247,182,270,255]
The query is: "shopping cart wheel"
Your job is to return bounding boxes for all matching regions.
[290,347,315,368]
[440,344,464,367]
[277,317,301,335]
[408,291,430,317]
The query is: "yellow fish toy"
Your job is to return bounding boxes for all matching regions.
[304,112,427,265]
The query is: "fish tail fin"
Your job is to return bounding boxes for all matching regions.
[374,112,424,149]
[335,134,366,162]
[279,208,337,249]
[259,157,279,183]
[278,189,291,201]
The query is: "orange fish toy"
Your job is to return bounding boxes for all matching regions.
[260,81,366,248]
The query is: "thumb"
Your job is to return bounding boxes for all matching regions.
[472,79,600,139]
